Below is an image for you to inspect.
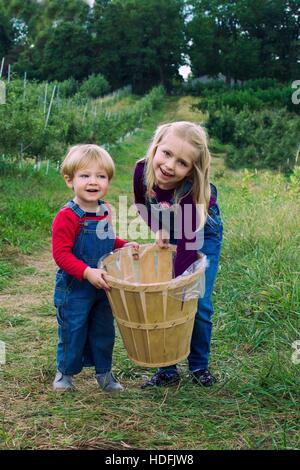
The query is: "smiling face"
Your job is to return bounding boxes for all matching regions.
[64,161,109,212]
[152,132,196,190]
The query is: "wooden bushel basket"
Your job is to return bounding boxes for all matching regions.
[100,244,206,368]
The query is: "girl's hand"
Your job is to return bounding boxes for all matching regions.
[124,241,140,250]
[155,229,170,249]
[83,267,111,291]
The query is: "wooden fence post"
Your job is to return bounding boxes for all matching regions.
[23,72,27,102]
[0,57,5,79]
[44,83,48,115]
[45,85,57,128]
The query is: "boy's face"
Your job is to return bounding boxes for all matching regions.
[64,161,110,211]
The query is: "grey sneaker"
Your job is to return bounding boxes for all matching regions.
[53,371,75,391]
[96,371,124,392]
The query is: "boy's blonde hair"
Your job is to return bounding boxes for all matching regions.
[144,121,211,217]
[61,144,115,180]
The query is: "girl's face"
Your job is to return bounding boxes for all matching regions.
[152,132,195,190]
[64,161,109,211]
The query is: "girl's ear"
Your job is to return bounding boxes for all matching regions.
[64,174,73,189]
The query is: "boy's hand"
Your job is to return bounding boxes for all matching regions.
[83,267,110,291]
[155,229,170,249]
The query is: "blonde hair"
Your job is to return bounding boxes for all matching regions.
[144,121,211,217]
[61,144,115,180]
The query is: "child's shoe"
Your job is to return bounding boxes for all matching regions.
[53,370,75,391]
[191,369,216,387]
[96,371,124,392]
[141,370,181,389]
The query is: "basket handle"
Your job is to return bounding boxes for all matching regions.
[132,243,176,261]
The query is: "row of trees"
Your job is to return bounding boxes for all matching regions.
[0,0,299,93]
[188,0,300,82]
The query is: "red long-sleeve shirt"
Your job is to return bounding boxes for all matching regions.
[52,203,126,281]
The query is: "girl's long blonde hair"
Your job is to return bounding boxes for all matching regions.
[143,121,211,220]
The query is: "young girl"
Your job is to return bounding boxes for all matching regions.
[133,121,223,388]
[52,144,137,392]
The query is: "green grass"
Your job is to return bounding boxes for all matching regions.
[0,163,69,290]
[0,96,299,450]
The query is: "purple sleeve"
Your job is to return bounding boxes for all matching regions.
[133,161,146,205]
[209,183,217,208]
[209,196,216,208]
[174,194,199,276]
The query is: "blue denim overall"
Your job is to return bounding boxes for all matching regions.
[54,200,115,376]
[155,184,223,373]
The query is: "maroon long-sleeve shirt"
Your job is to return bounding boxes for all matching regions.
[133,160,216,276]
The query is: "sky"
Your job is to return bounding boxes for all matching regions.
[179,65,192,81]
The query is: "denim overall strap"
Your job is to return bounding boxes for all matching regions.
[210,183,217,200]
[175,179,193,202]
[66,199,85,218]
[66,199,109,218]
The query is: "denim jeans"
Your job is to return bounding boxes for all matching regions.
[159,202,223,373]
[54,200,116,375]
